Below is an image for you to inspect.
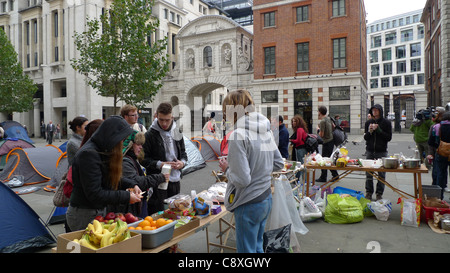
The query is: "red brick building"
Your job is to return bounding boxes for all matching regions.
[252,0,368,134]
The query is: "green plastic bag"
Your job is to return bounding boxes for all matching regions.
[359,197,374,217]
[324,194,364,224]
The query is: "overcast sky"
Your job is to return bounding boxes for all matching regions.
[364,0,428,23]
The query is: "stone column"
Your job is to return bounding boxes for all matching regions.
[33,98,41,138]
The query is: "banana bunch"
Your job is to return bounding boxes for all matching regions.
[73,219,131,250]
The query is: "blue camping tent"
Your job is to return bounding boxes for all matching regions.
[0,120,33,144]
[0,181,55,252]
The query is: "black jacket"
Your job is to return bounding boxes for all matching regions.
[122,152,165,190]
[141,122,187,176]
[70,116,135,209]
[364,104,392,153]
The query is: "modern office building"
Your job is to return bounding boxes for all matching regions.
[252,0,367,134]
[367,9,427,132]
[0,0,226,138]
[421,0,450,107]
[206,0,253,27]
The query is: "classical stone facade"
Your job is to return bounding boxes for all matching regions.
[162,15,253,137]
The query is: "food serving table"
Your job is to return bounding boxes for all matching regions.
[142,205,235,253]
[305,163,428,199]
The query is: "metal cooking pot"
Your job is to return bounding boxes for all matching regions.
[441,214,450,231]
[403,158,421,169]
[382,157,399,169]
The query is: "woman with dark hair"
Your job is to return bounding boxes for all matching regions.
[290,115,309,163]
[67,116,89,166]
[80,119,103,146]
[66,116,142,231]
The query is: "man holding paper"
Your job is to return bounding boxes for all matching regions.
[142,102,187,215]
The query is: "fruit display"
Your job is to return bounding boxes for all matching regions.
[71,219,131,250]
[94,212,139,224]
[128,216,173,231]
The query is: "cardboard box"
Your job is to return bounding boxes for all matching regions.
[56,230,141,253]
[173,216,200,238]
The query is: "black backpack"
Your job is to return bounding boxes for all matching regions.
[304,134,319,153]
[329,117,347,147]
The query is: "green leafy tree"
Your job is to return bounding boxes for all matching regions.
[0,28,37,115]
[71,0,170,111]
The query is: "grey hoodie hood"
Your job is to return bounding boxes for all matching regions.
[90,116,133,153]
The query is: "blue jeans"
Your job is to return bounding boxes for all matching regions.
[234,194,272,253]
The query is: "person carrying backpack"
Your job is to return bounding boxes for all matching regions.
[427,109,450,199]
[315,106,338,182]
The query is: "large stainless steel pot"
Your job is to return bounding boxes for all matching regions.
[441,214,450,231]
[403,158,421,169]
[382,157,399,169]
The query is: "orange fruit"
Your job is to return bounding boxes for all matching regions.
[143,226,152,230]
[145,216,153,222]
[156,218,167,228]
[166,219,173,224]
[150,221,157,227]
[139,220,151,227]
[135,226,142,230]
[128,226,135,230]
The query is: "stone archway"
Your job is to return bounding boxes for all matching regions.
[159,15,254,137]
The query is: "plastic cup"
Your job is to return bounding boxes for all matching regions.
[159,164,171,190]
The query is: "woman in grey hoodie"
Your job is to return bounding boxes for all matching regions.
[219,89,284,253]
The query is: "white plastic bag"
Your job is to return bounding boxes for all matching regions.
[367,199,392,221]
[267,175,309,253]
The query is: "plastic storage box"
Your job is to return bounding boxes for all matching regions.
[129,218,177,248]
[421,197,450,222]
[422,185,442,199]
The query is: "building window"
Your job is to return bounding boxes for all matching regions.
[385,32,396,45]
[400,29,413,42]
[418,26,424,39]
[370,79,378,88]
[261,90,278,103]
[405,75,414,85]
[417,73,424,84]
[397,61,406,73]
[203,46,212,67]
[393,76,401,86]
[381,78,390,87]
[410,59,421,72]
[297,42,309,71]
[296,5,309,22]
[383,63,392,75]
[371,36,381,48]
[371,64,379,77]
[333,38,346,68]
[264,46,276,74]
[54,11,58,37]
[33,20,37,44]
[369,50,378,63]
[396,45,406,59]
[329,86,350,100]
[382,48,391,61]
[410,43,421,57]
[332,0,345,17]
[264,11,275,27]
